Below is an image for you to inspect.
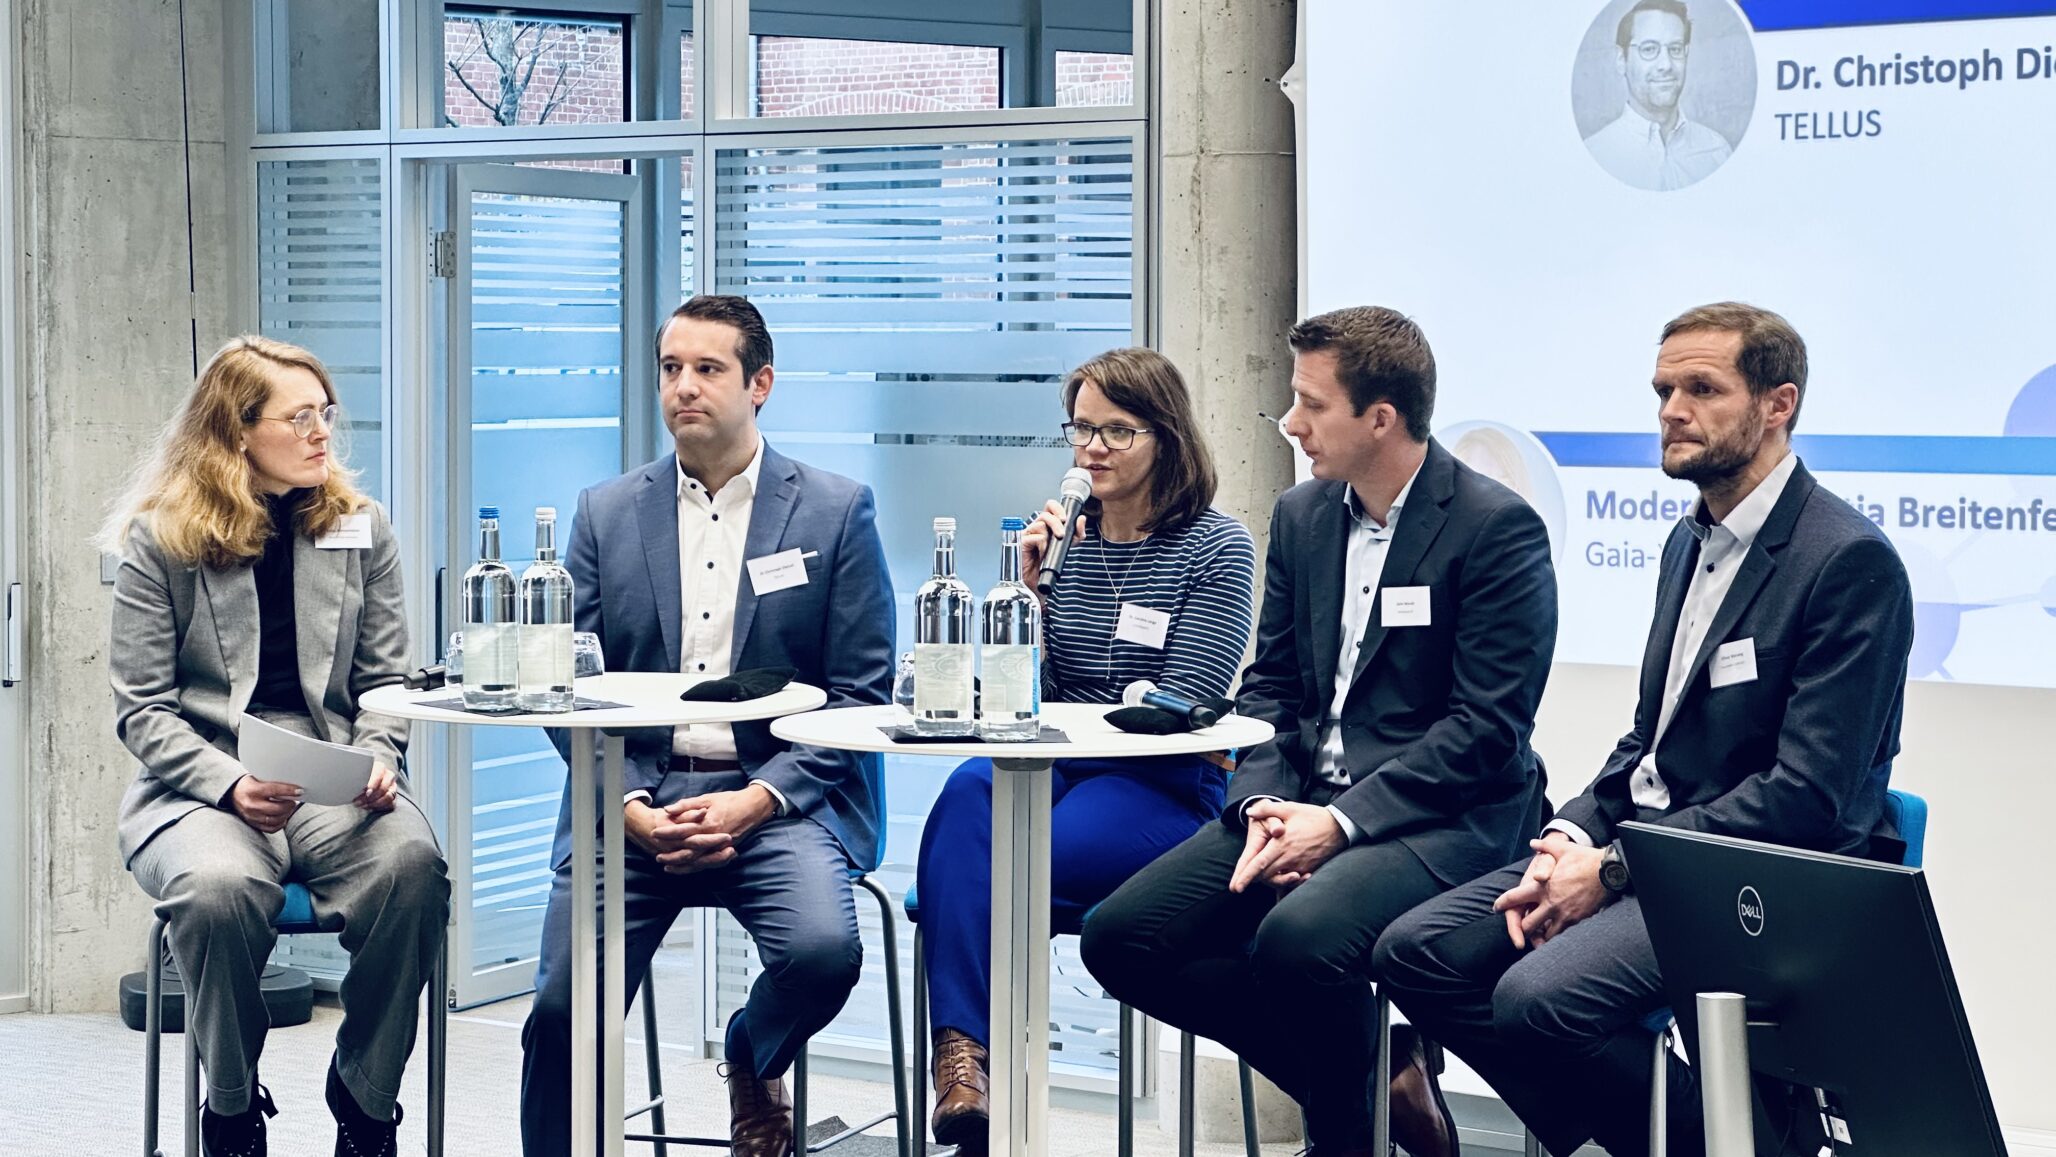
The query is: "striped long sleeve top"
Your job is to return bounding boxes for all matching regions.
[1041,508,1258,705]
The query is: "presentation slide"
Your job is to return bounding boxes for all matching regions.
[1305,0,2056,688]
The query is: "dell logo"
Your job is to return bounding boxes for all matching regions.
[1737,886,1765,937]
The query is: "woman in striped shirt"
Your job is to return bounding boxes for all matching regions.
[914,347,1258,1151]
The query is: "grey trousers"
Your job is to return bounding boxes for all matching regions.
[129,792,448,1121]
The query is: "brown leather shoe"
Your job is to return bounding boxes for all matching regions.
[930,1027,990,1152]
[1388,1024,1460,1157]
[723,1062,795,1157]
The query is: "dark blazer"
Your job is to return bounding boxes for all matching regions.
[1226,439,1559,886]
[554,442,896,871]
[1554,459,1913,857]
[113,503,412,865]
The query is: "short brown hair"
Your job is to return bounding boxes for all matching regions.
[1061,348,1218,533]
[656,294,774,382]
[1661,302,1809,430]
[1618,0,1692,49]
[1287,306,1437,440]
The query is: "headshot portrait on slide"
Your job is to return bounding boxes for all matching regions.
[1572,0,1756,192]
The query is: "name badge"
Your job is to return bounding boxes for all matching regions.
[1114,603,1172,650]
[746,548,814,596]
[1710,637,1759,688]
[314,513,372,550]
[1380,585,1432,628]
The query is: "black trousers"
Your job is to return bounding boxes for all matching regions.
[1371,861,1698,1157]
[1081,813,1444,1147]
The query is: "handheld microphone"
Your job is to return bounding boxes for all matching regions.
[1122,680,1226,729]
[1035,467,1096,595]
[404,664,449,691]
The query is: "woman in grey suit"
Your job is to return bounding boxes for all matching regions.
[104,336,448,1157]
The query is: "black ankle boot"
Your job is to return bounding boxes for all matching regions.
[200,1085,277,1157]
[326,1057,402,1157]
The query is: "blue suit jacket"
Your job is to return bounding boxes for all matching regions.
[1554,459,1914,857]
[1224,440,1558,886]
[550,443,896,871]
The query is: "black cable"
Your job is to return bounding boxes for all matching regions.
[175,0,200,378]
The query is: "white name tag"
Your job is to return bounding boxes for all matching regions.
[746,548,813,596]
[1114,603,1172,650]
[1710,637,1759,688]
[314,513,372,550]
[1380,585,1432,628]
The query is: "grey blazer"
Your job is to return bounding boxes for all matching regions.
[112,502,412,865]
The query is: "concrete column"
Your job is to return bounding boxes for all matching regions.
[1152,0,1301,1144]
[18,0,234,1012]
[1155,0,1298,540]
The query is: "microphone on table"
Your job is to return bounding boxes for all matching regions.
[1035,467,1097,596]
[1122,680,1227,729]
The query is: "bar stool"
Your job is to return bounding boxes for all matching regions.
[141,880,449,1157]
[904,885,1263,1157]
[627,870,911,1157]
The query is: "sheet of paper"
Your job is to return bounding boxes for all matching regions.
[238,713,376,807]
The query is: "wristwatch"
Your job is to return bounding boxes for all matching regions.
[1599,844,1633,896]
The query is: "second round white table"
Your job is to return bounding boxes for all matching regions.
[771,701,1274,1157]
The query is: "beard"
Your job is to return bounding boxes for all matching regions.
[1662,409,1763,487]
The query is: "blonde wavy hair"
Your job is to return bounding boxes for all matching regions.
[98,336,367,568]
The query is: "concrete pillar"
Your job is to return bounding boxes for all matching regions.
[1155,0,1298,540]
[1152,0,1301,1144]
[18,0,235,1012]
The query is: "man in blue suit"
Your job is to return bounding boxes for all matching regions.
[519,294,896,1157]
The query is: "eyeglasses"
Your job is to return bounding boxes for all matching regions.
[1631,40,1688,62]
[1062,421,1153,450]
[256,403,340,440]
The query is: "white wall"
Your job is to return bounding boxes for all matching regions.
[1532,664,2055,1136]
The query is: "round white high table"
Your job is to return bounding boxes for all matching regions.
[361,672,827,1157]
[770,701,1274,1157]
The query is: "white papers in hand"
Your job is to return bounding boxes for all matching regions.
[238,713,376,807]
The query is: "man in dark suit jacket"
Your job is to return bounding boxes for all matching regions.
[1374,302,1915,1157]
[1082,307,1558,1157]
[518,296,895,1157]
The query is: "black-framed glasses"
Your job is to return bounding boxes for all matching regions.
[1631,39,1688,62]
[256,403,340,440]
[1062,420,1153,450]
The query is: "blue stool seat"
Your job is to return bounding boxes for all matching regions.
[900,882,1091,937]
[274,882,320,934]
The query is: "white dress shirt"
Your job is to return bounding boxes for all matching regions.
[1582,104,1733,191]
[626,441,786,813]
[1244,462,1423,845]
[672,444,760,761]
[1548,451,1797,847]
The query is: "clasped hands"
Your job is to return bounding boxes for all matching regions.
[1228,799,1348,893]
[626,784,779,874]
[1493,833,1614,949]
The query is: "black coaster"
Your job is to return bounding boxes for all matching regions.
[415,695,630,715]
[877,724,1070,744]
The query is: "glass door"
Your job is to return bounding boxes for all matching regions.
[0,343,21,1013]
[439,162,648,1007]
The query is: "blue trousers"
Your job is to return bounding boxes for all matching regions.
[519,770,861,1157]
[914,754,1224,1045]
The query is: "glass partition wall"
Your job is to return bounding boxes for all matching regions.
[238,0,1148,1090]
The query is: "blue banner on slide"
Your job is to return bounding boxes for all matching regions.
[1533,432,2056,476]
[1738,0,2056,31]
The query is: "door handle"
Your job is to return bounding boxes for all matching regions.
[3,581,22,685]
[434,566,448,661]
